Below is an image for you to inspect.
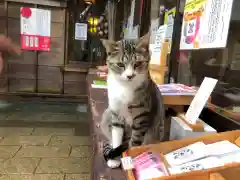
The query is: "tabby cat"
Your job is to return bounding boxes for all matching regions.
[100,33,167,169]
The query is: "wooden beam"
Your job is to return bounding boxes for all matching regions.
[6,0,67,7]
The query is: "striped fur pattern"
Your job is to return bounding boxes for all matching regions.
[100,34,166,168]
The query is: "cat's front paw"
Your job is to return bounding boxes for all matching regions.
[107,159,121,169]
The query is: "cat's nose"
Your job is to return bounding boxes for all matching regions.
[126,75,135,80]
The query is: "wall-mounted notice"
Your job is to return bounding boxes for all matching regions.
[151,25,167,64]
[75,23,88,40]
[185,77,218,124]
[164,7,176,54]
[20,7,51,51]
[164,7,176,25]
[180,0,233,50]
[149,18,160,52]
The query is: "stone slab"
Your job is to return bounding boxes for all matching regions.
[0,174,64,180]
[48,136,90,146]
[15,146,71,158]
[36,158,91,174]
[70,146,92,158]
[32,128,74,136]
[0,128,34,136]
[65,174,91,180]
[0,136,51,146]
[0,158,40,174]
[0,146,21,158]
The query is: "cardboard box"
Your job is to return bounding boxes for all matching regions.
[123,130,240,180]
[170,116,216,140]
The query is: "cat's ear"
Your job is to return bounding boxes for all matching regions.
[136,32,150,52]
[100,39,119,55]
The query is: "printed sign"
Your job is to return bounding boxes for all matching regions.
[164,7,176,54]
[149,18,160,51]
[180,0,233,50]
[164,7,176,25]
[75,23,88,40]
[20,7,51,51]
[151,25,168,64]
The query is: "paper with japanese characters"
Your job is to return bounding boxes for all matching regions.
[20,7,51,51]
[180,0,233,50]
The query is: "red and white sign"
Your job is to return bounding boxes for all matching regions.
[20,7,51,51]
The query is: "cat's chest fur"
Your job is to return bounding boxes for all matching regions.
[107,74,141,126]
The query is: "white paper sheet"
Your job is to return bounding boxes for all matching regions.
[185,77,218,124]
[75,23,88,40]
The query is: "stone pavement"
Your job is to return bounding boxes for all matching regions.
[0,127,92,180]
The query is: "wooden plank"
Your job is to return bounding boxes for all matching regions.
[6,0,67,7]
[64,72,87,95]
[50,37,65,53]
[7,2,35,18]
[64,72,86,82]
[0,2,5,17]
[9,78,35,92]
[8,51,37,65]
[37,79,62,93]
[37,65,62,93]
[8,63,36,79]
[7,18,20,43]
[38,51,64,66]
[64,81,87,95]
[0,2,6,34]
[37,65,62,80]
[51,22,65,38]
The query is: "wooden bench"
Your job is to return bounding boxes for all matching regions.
[87,69,127,180]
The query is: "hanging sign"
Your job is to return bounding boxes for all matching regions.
[20,7,51,51]
[164,7,176,54]
[164,7,176,25]
[180,0,233,50]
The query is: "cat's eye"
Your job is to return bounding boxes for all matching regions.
[134,62,143,68]
[116,63,125,68]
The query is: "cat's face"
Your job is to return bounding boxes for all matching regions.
[101,33,150,82]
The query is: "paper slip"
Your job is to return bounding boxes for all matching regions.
[75,23,87,40]
[169,157,224,175]
[218,151,240,165]
[138,168,165,180]
[121,156,134,170]
[165,142,206,166]
[185,77,218,124]
[150,25,167,65]
[205,140,240,156]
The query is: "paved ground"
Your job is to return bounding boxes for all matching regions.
[0,102,91,180]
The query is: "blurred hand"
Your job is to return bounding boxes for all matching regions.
[0,35,21,73]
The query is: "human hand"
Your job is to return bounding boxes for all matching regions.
[0,35,21,73]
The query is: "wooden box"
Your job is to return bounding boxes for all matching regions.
[123,130,240,180]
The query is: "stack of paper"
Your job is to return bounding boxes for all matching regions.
[164,140,240,175]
